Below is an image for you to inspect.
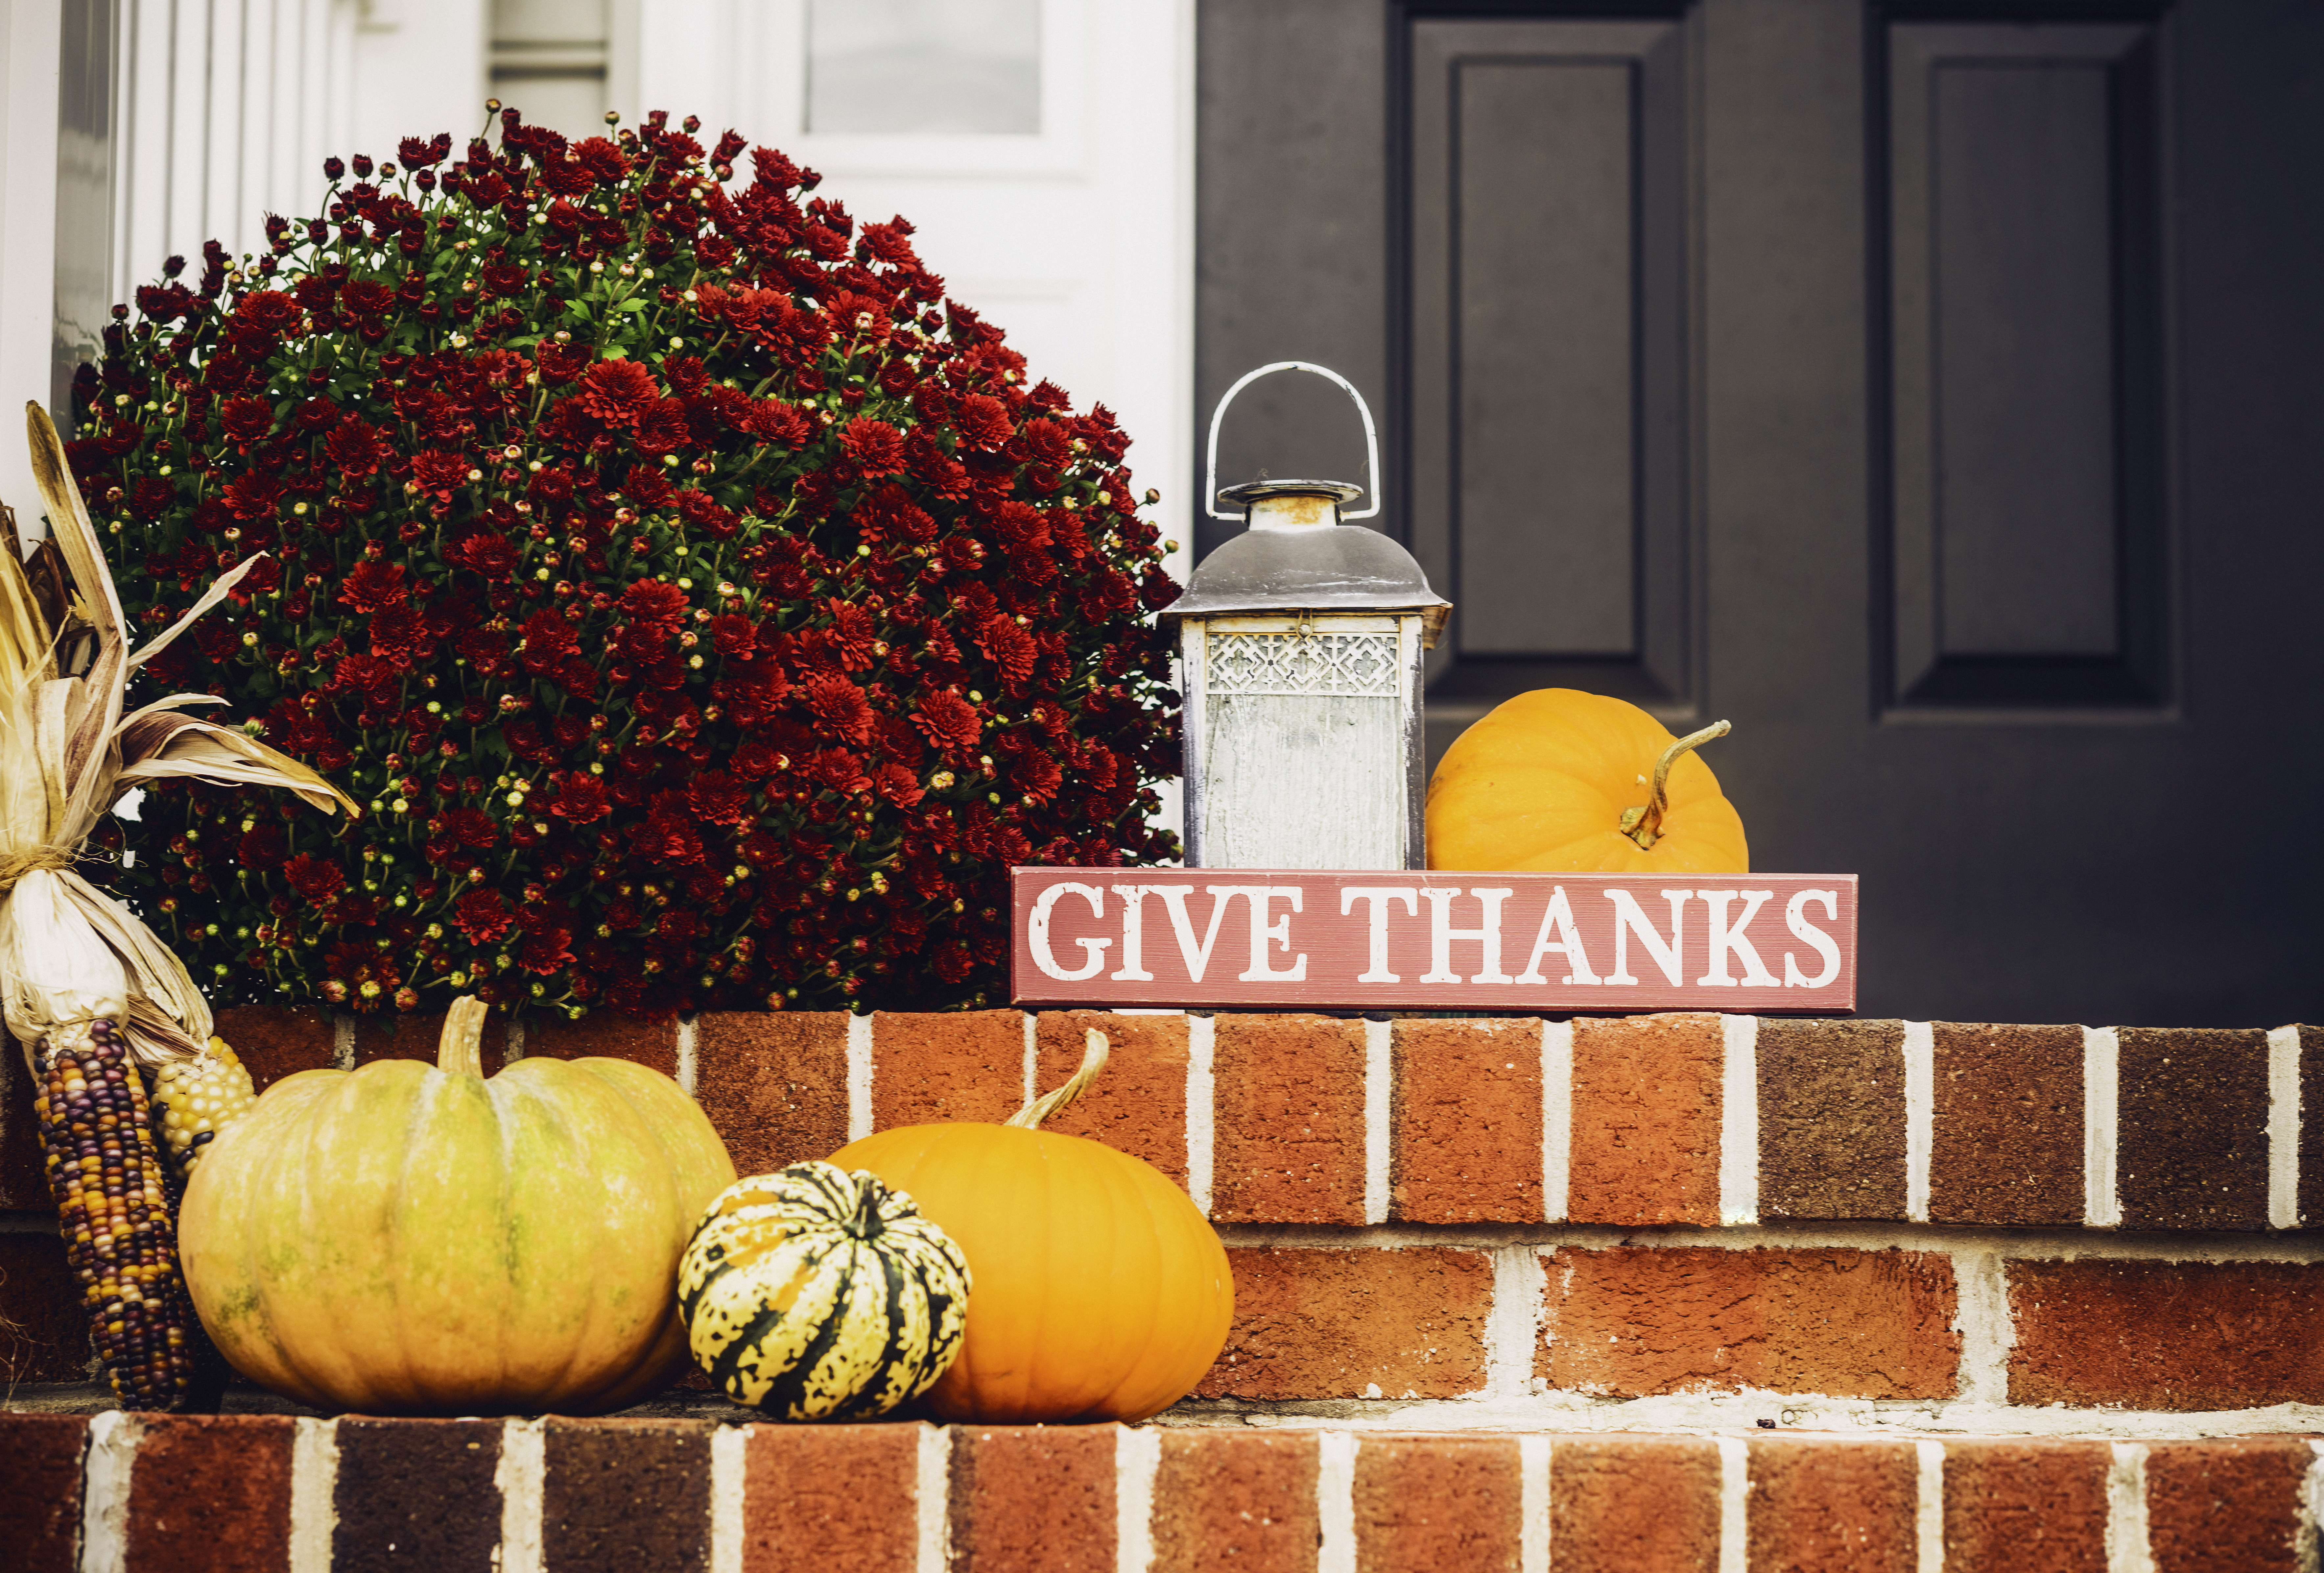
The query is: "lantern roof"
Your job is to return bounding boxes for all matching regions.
[1161,480,1451,647]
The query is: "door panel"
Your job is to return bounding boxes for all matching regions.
[1409,20,1693,708]
[1885,22,2170,706]
[1196,0,2324,1025]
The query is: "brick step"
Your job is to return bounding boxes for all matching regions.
[5,1414,2321,1572]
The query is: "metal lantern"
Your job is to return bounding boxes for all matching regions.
[1162,363,1450,871]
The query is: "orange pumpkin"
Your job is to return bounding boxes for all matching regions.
[1427,688,1748,873]
[828,1032,1231,1423]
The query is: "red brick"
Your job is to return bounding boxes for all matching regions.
[1746,1438,1915,1572]
[2298,1026,2324,1228]
[695,1011,850,1176]
[1034,1012,1190,1190]
[950,1425,1116,1573]
[1940,1440,2109,1573]
[2118,1027,2269,1231]
[1568,1013,1722,1227]
[350,1010,507,1077]
[742,1424,923,1573]
[1551,1436,1721,1573]
[1929,1024,2085,1228]
[1354,1433,1521,1572]
[1543,1247,1958,1400]
[523,1008,678,1077]
[1196,1247,1490,1401]
[0,1231,89,1383]
[1210,1014,1365,1225]
[1152,1430,1319,1573]
[127,1414,295,1573]
[2007,1258,2324,1409]
[332,1417,505,1573]
[1,1045,51,1211]
[213,1004,338,1092]
[0,1414,88,1573]
[1757,1019,1907,1222]
[2146,1438,2312,1573]
[1391,1019,1542,1224]
[542,1417,713,1572]
[872,1010,1025,1130]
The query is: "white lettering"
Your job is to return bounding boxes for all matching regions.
[1605,889,1691,986]
[1341,887,1418,982]
[1027,883,1110,981]
[1695,889,1781,987]
[1784,889,1843,987]
[1150,885,1240,983]
[1109,884,1155,981]
[1512,887,1601,986]
[1421,887,1514,983]
[1227,886,1307,982]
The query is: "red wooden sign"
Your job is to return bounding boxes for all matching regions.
[1010,868,1857,1012]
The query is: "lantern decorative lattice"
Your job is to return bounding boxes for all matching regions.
[1163,363,1451,871]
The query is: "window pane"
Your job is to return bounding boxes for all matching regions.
[807,0,1040,135]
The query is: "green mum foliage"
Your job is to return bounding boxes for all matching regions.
[69,110,1181,1019]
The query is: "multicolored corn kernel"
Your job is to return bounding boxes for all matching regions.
[33,1016,201,1408]
[150,1036,257,1181]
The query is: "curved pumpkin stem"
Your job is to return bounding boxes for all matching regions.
[437,995,491,1078]
[1006,1030,1109,1130]
[1619,720,1732,851]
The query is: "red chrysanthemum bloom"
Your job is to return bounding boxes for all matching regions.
[580,359,661,425]
[453,890,517,944]
[336,560,408,614]
[839,417,907,476]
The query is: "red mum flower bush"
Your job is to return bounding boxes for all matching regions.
[72,110,1180,1017]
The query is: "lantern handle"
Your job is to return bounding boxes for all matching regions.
[1203,361,1382,521]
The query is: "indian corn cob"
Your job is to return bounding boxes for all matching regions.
[36,1017,199,1406]
[1,404,355,1410]
[150,1037,257,1181]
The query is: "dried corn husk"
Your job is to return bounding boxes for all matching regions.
[0,403,356,1073]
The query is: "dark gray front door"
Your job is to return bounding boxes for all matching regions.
[1196,0,2323,1026]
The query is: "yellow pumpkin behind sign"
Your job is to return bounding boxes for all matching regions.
[1426,688,1749,873]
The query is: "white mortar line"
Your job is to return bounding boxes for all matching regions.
[505,1014,526,1063]
[846,1013,874,1141]
[1187,1014,1216,1218]
[1542,1019,1573,1223]
[1022,1011,1040,1107]
[1116,1426,1160,1573]
[2106,1442,2152,1573]
[1363,1019,1392,1226]
[2300,1440,2324,1571]
[287,1417,339,1573]
[916,1422,951,1573]
[1316,1431,1358,1573]
[1720,1015,1759,1226]
[1716,1435,1749,1573]
[1518,1435,1552,1573]
[1903,1022,1934,1223]
[675,1014,698,1097]
[1915,1440,1944,1573]
[331,1015,356,1071]
[1950,1248,2015,1406]
[78,1410,137,1573]
[2085,1027,2122,1228]
[496,1417,546,1573]
[708,1424,747,1573]
[1485,1246,1548,1400]
[2269,1025,2301,1230]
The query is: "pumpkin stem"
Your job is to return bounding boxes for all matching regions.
[845,1177,885,1240]
[437,996,491,1078]
[1005,1030,1109,1130]
[1618,720,1732,851]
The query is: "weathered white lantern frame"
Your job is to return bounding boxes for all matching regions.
[1165,364,1451,871]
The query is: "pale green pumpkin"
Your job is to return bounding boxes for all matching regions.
[178,999,735,1416]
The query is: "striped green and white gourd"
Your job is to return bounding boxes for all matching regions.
[677,1161,971,1420]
